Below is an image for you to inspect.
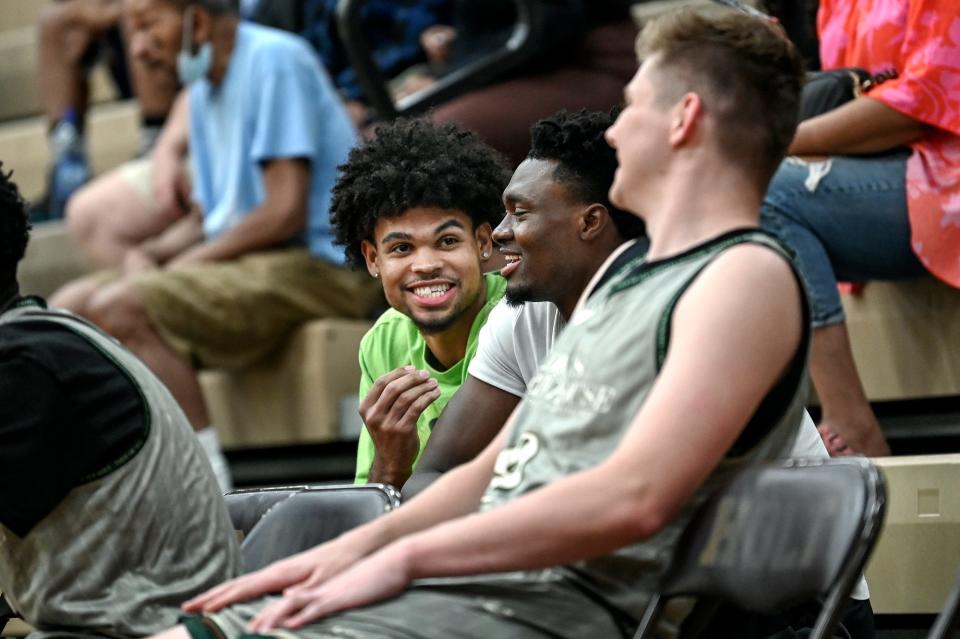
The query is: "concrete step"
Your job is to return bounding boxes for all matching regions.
[0,0,47,32]
[0,99,139,202]
[0,22,120,122]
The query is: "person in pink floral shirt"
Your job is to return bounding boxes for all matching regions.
[760,0,959,456]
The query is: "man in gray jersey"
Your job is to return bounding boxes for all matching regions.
[158,8,811,639]
[404,107,873,636]
[0,165,239,638]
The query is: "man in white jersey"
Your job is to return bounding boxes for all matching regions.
[153,8,824,639]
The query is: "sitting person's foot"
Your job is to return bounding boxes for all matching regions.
[817,423,854,456]
[817,422,891,457]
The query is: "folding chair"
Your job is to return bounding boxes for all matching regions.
[633,458,887,639]
[928,569,960,639]
[336,0,543,119]
[224,484,401,573]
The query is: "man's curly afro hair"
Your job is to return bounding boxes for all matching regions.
[527,109,646,240]
[0,164,30,292]
[331,119,511,269]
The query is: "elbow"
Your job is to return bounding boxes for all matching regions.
[621,500,672,541]
[604,477,675,541]
[272,201,308,241]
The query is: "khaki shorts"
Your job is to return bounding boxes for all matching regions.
[108,249,381,369]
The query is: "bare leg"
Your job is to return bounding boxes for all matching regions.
[37,0,121,126]
[811,323,891,457]
[48,273,109,313]
[86,278,210,430]
[65,158,180,268]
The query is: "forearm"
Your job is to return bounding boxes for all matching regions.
[790,96,929,156]
[183,207,303,262]
[367,454,414,488]
[189,158,309,262]
[400,460,656,579]
[403,377,520,499]
[349,453,497,555]
[138,209,203,263]
[401,470,442,500]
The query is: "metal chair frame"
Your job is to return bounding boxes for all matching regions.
[335,0,543,120]
[633,458,887,639]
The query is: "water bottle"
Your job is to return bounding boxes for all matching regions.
[48,112,90,220]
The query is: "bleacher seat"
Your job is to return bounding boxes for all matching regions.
[0,100,139,202]
[865,454,960,615]
[199,319,372,449]
[842,278,960,402]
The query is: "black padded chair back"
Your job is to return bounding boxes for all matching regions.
[225,484,401,573]
[634,458,886,639]
[928,569,960,639]
[336,0,542,119]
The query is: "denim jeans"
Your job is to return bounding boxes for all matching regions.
[760,152,927,327]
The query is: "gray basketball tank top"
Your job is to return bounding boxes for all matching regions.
[480,229,810,624]
[0,303,239,637]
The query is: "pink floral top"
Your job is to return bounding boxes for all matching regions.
[819,0,960,287]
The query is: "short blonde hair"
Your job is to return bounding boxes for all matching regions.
[637,7,804,185]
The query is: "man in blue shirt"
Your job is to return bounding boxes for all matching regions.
[51,0,381,488]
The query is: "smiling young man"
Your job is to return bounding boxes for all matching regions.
[403,109,647,496]
[329,119,510,487]
[157,9,814,639]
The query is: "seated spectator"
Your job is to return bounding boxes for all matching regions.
[49,0,380,488]
[33,0,179,222]
[403,107,874,638]
[0,166,239,637]
[760,0,959,456]
[63,0,451,269]
[410,0,640,164]
[329,119,509,486]
[249,0,452,127]
[160,9,812,638]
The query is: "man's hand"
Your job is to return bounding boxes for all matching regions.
[247,542,414,632]
[182,535,369,614]
[362,367,441,486]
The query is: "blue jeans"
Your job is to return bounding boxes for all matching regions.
[760,152,927,327]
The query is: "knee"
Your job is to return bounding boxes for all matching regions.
[65,184,100,246]
[87,281,149,340]
[38,4,69,41]
[49,275,100,315]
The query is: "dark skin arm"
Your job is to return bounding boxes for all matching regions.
[401,375,519,499]
[167,158,311,267]
[790,96,930,156]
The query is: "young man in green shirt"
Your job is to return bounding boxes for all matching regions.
[328,119,511,486]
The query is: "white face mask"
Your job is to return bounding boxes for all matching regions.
[177,5,212,85]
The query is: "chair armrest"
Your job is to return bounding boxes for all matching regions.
[336,0,545,119]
